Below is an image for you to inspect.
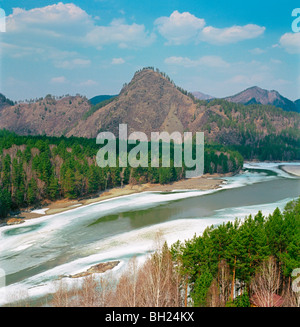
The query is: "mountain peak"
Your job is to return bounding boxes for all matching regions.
[246,86,280,97]
[246,86,261,90]
[125,67,179,89]
[121,67,168,91]
[68,67,198,138]
[225,86,298,112]
[192,91,214,101]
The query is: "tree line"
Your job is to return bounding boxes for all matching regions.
[46,198,299,307]
[202,99,300,161]
[170,197,300,307]
[0,129,243,219]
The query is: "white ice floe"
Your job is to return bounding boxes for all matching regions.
[31,208,49,215]
[0,162,298,306]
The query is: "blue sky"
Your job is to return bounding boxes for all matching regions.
[0,0,299,101]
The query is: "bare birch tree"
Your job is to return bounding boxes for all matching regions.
[218,259,231,306]
[251,256,282,307]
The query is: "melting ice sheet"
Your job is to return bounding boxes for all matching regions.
[0,162,299,306]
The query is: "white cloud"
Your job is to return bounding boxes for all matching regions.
[270,58,282,64]
[165,56,193,66]
[3,4,267,60]
[154,10,205,45]
[6,2,93,38]
[50,76,67,84]
[0,42,45,58]
[2,3,93,63]
[2,2,155,62]
[249,48,266,55]
[198,56,230,68]
[228,74,265,85]
[55,58,91,69]
[165,55,229,68]
[155,11,265,46]
[279,33,300,54]
[79,79,98,86]
[111,58,125,65]
[229,74,291,91]
[86,19,155,48]
[224,58,291,93]
[200,24,265,45]
[9,3,88,24]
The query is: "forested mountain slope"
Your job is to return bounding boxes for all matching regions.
[0,68,298,161]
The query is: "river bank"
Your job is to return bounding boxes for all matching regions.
[5,174,226,225]
[279,165,300,177]
[5,163,299,226]
[1,162,299,307]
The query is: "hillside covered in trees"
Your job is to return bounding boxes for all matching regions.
[0,68,299,163]
[0,129,243,219]
[48,198,300,307]
[198,99,300,161]
[170,197,300,307]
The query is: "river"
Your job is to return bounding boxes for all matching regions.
[0,162,299,306]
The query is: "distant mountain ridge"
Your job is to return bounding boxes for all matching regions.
[192,91,214,101]
[0,69,299,153]
[224,86,299,113]
[0,94,91,136]
[89,94,117,106]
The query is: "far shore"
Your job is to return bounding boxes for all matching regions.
[6,174,228,224]
[4,164,299,226]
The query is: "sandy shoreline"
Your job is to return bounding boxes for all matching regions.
[7,175,226,224]
[280,165,300,177]
[5,163,299,225]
